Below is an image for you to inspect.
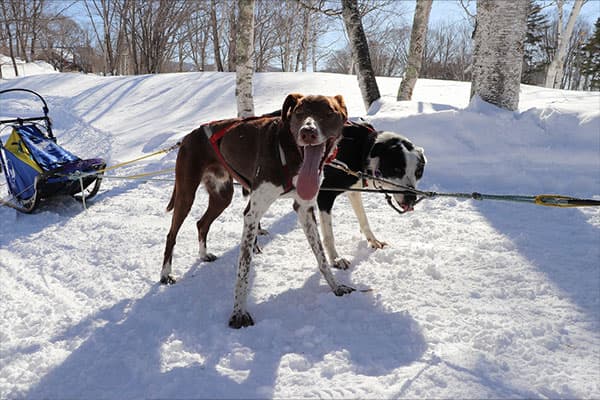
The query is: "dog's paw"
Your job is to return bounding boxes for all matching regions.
[160,275,177,285]
[228,311,254,329]
[253,243,262,254]
[367,238,387,249]
[202,253,218,262]
[333,284,355,296]
[333,258,352,270]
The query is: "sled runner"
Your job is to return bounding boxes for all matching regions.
[0,88,105,213]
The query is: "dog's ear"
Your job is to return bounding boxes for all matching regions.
[416,146,427,164]
[334,95,348,120]
[282,93,303,122]
[370,142,384,159]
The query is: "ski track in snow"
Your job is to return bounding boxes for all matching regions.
[0,71,599,399]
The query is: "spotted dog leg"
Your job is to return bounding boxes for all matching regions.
[347,191,387,249]
[295,199,355,296]
[319,209,351,270]
[229,183,280,329]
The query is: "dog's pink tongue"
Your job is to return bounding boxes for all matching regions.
[297,143,325,200]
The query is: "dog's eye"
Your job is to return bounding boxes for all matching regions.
[323,110,337,120]
[415,164,424,179]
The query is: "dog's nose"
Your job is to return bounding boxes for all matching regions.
[400,192,417,212]
[300,126,318,143]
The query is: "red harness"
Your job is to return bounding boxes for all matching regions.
[202,116,341,195]
[202,120,252,190]
[202,118,296,193]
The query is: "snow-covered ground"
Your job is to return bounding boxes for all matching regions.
[0,55,58,79]
[1,66,599,399]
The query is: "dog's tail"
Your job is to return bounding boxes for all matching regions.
[166,183,176,212]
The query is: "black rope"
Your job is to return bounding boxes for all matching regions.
[325,160,600,209]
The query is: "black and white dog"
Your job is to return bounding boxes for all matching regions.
[317,121,426,269]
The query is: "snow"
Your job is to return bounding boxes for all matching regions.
[1,64,599,399]
[0,55,58,79]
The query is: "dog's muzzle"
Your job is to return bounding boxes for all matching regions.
[391,188,426,214]
[393,191,417,213]
[298,118,322,146]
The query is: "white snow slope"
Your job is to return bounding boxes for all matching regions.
[1,71,599,399]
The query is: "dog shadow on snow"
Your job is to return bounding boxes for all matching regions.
[26,211,426,399]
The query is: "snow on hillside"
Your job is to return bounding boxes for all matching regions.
[1,70,599,399]
[0,55,58,79]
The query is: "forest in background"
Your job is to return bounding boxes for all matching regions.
[0,0,598,91]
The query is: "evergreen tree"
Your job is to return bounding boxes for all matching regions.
[581,18,600,90]
[522,0,550,84]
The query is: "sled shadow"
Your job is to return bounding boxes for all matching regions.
[0,193,94,243]
[26,211,426,399]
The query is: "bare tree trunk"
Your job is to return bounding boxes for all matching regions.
[544,0,585,88]
[397,0,432,101]
[128,0,139,74]
[30,0,44,61]
[0,0,19,76]
[228,1,237,72]
[311,29,318,72]
[83,0,115,75]
[210,0,224,72]
[341,0,380,111]
[114,0,130,75]
[10,0,27,61]
[301,7,310,72]
[236,0,255,117]
[179,41,184,72]
[470,0,527,111]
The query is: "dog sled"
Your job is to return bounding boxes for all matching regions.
[0,88,106,213]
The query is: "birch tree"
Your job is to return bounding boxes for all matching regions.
[397,0,432,101]
[83,0,118,75]
[236,0,255,118]
[544,0,585,88]
[341,0,380,111]
[470,0,528,111]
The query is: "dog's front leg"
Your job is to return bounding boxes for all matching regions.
[295,200,355,296]
[319,210,351,270]
[229,187,277,329]
[347,191,387,249]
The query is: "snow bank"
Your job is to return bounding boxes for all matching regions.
[1,55,57,79]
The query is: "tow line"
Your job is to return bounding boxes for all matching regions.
[325,160,600,211]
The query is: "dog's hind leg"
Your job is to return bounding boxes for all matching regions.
[161,176,201,285]
[295,199,355,296]
[197,168,234,261]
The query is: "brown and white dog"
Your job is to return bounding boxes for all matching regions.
[160,93,351,328]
